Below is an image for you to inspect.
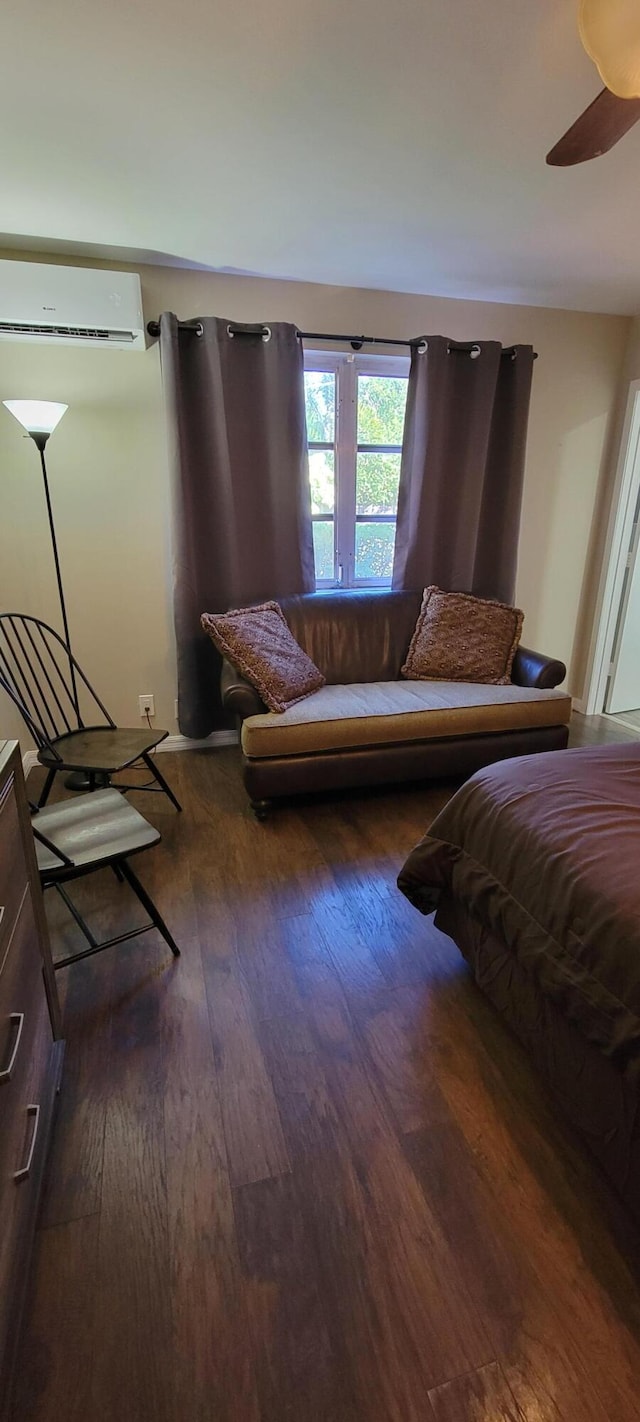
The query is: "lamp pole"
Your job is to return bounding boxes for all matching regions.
[30,429,79,717]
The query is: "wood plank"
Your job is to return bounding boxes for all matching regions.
[301,807,437,987]
[568,712,638,747]
[362,985,451,1134]
[311,894,389,1011]
[345,784,452,894]
[201,940,291,1187]
[428,1361,524,1422]
[9,1214,99,1422]
[293,1135,493,1421]
[234,1173,355,1422]
[39,923,113,1226]
[282,912,356,1056]
[274,922,495,1405]
[235,916,307,1024]
[279,916,494,1396]
[256,1013,341,1161]
[89,940,176,1422]
[157,757,292,1191]
[286,813,390,1013]
[403,1122,524,1356]
[162,912,260,1420]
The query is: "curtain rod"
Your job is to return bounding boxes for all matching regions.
[146,319,537,359]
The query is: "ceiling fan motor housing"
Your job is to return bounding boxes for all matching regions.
[579,0,640,100]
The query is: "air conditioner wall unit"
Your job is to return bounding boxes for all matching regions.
[0,260,146,350]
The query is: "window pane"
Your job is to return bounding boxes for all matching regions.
[357,375,407,446]
[355,522,396,581]
[304,371,335,443]
[309,450,335,515]
[356,452,401,517]
[312,520,335,581]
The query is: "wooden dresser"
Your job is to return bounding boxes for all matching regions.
[0,741,63,1416]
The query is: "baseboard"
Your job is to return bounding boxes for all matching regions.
[603,712,640,735]
[156,731,239,752]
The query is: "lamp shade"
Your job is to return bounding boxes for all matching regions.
[579,0,640,99]
[3,400,68,436]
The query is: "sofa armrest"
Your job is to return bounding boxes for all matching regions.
[220,658,266,720]
[512,645,566,690]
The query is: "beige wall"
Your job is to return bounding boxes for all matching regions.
[0,250,630,751]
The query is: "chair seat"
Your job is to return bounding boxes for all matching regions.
[34,789,160,874]
[38,725,168,773]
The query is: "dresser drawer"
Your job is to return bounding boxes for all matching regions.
[0,777,29,962]
[0,897,54,1362]
[0,883,42,1066]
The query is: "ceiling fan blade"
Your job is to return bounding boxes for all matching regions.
[546,87,640,166]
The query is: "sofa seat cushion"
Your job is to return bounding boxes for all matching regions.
[241,680,572,759]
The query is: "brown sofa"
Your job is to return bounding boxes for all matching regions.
[220,589,571,817]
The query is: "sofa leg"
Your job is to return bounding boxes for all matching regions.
[251,798,271,822]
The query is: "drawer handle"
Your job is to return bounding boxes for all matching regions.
[14,1104,41,1182]
[0,1012,24,1084]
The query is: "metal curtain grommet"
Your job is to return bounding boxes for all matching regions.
[470,344,481,358]
[195,322,204,337]
[416,339,428,355]
[262,326,272,342]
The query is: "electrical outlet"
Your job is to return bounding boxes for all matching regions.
[138,694,155,717]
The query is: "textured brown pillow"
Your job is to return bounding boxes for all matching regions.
[401,586,524,685]
[201,601,325,713]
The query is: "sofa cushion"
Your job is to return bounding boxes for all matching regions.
[201,602,325,713]
[402,586,524,685]
[241,680,572,759]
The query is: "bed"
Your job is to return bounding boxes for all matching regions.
[397,742,640,1222]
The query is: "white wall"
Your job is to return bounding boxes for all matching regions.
[0,250,630,752]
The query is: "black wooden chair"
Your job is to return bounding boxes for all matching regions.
[32,787,180,969]
[0,613,181,811]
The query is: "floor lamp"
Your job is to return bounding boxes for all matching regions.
[2,399,75,681]
[2,399,86,754]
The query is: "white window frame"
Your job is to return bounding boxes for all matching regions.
[305,349,410,589]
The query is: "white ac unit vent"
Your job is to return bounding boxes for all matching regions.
[0,261,146,350]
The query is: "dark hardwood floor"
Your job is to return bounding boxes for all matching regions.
[10,714,640,1421]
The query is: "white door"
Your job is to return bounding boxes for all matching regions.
[606,496,640,713]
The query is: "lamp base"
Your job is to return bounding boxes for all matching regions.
[64,771,111,793]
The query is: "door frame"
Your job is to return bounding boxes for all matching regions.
[584,379,640,716]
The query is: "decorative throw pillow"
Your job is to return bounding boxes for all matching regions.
[201,601,325,713]
[401,586,524,685]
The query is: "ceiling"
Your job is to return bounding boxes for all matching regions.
[3,0,640,314]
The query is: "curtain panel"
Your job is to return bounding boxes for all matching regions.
[159,315,315,738]
[392,336,535,603]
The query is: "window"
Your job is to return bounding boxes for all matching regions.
[304,352,409,588]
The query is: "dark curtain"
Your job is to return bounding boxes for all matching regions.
[392,335,535,602]
[160,314,315,738]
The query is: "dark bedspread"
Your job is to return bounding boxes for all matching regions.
[398,743,640,1072]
